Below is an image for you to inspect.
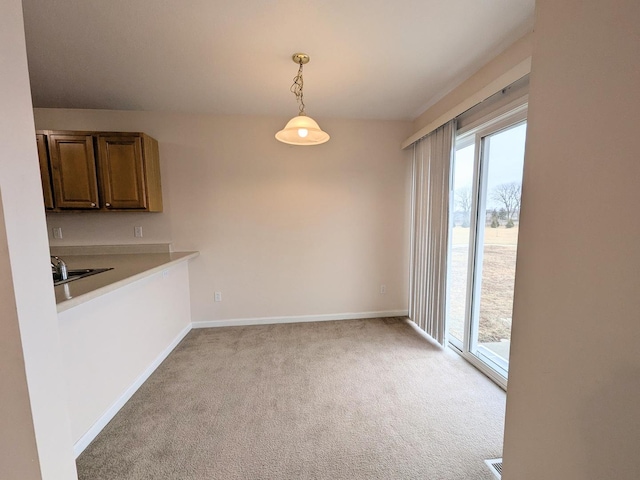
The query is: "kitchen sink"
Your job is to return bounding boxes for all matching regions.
[53,268,113,286]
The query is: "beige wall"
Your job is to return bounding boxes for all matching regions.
[503,1,640,478]
[0,197,40,479]
[34,110,413,323]
[0,1,77,479]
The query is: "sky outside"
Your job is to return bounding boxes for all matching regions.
[453,122,527,211]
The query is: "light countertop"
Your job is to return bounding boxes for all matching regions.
[53,250,199,312]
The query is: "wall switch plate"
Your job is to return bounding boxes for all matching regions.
[214,292,222,302]
[380,284,387,294]
[134,226,143,238]
[53,227,63,239]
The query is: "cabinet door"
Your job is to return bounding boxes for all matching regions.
[97,135,147,209]
[48,134,100,209]
[36,134,55,209]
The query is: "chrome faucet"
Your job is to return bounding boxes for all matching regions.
[51,255,68,281]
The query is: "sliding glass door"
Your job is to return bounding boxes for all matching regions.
[447,106,527,386]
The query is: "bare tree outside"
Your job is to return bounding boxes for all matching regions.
[490,209,500,228]
[455,187,473,227]
[491,182,521,227]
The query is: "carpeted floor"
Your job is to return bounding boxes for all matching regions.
[77,318,506,479]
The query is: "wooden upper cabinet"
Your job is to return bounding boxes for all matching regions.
[98,135,147,209]
[96,133,162,212]
[36,134,55,209]
[48,133,100,209]
[37,130,163,213]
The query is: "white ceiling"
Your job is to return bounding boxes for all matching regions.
[22,0,534,121]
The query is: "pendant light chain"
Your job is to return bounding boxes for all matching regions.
[290,61,305,115]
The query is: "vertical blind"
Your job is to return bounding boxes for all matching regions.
[408,120,456,346]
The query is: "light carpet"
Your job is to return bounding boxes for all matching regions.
[77,318,505,479]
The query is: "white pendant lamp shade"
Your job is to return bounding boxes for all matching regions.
[276,53,330,146]
[275,114,330,145]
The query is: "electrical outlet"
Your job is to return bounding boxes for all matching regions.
[380,284,387,294]
[53,227,63,239]
[134,226,143,238]
[214,292,222,302]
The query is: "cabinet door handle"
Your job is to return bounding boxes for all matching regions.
[105,203,111,207]
[90,202,96,207]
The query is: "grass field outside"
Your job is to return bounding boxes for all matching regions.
[448,225,518,345]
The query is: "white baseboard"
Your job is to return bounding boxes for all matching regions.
[192,310,408,329]
[73,323,192,458]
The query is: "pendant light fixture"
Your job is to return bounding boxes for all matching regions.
[276,53,330,146]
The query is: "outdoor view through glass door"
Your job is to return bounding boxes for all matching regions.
[447,107,527,385]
